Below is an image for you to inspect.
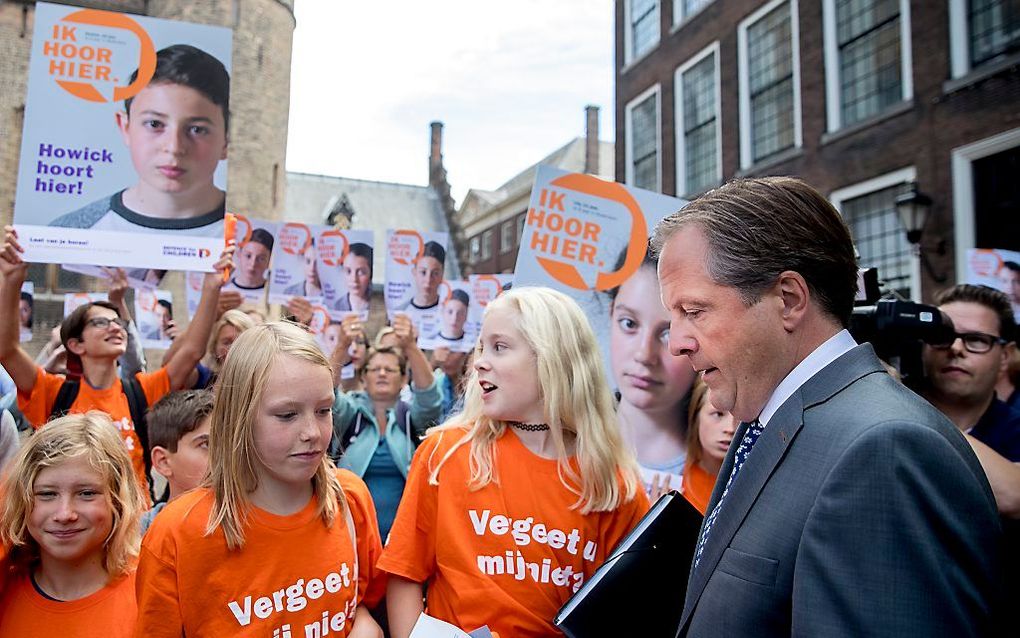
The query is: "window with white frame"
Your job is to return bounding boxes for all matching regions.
[674,0,714,24]
[500,220,515,254]
[676,44,720,195]
[970,0,1020,66]
[470,236,481,264]
[824,0,910,129]
[481,229,494,261]
[626,86,661,192]
[832,170,916,298]
[739,0,800,167]
[628,0,660,62]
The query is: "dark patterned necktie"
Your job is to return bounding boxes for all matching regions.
[693,420,764,569]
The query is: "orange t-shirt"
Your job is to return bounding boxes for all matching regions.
[681,461,717,515]
[0,569,136,637]
[378,428,650,637]
[135,469,386,637]
[17,366,171,495]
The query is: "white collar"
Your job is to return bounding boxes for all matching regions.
[758,329,857,427]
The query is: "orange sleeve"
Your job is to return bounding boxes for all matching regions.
[136,368,171,407]
[134,514,184,637]
[16,367,65,429]
[337,469,387,609]
[376,433,444,583]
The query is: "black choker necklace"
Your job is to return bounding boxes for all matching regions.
[510,421,550,432]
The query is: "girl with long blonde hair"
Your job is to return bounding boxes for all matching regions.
[0,412,145,636]
[380,287,649,638]
[135,321,386,637]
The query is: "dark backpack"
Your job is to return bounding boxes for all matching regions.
[48,376,152,497]
[329,401,427,463]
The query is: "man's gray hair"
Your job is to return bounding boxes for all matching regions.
[651,176,859,327]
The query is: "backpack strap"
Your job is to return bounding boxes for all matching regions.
[48,379,81,422]
[122,376,153,498]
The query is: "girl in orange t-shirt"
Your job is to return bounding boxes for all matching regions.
[380,287,650,638]
[681,379,738,514]
[135,322,386,638]
[0,412,146,638]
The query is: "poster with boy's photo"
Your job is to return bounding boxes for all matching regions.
[966,248,1020,321]
[64,292,108,317]
[315,229,373,321]
[184,270,204,319]
[267,222,330,305]
[14,2,232,271]
[19,282,35,343]
[61,263,167,290]
[224,215,278,304]
[135,288,174,349]
[384,229,449,346]
[420,280,477,353]
[467,273,512,336]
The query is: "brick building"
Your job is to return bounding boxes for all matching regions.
[616,0,1019,300]
[458,105,614,276]
[0,0,295,350]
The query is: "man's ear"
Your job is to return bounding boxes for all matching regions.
[151,446,173,480]
[1000,342,1016,377]
[776,270,810,332]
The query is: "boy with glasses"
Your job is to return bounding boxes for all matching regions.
[0,225,233,500]
[921,284,1020,462]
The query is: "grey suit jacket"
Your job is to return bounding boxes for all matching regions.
[678,344,1001,637]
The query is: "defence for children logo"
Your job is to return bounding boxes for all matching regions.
[526,173,648,291]
[45,8,156,103]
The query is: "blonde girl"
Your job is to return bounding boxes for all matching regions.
[135,322,386,637]
[380,287,649,638]
[0,412,145,637]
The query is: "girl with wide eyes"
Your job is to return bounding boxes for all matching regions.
[135,322,386,638]
[380,287,649,638]
[0,412,145,637]
[607,249,697,499]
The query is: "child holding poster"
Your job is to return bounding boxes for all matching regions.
[135,322,386,637]
[380,287,648,638]
[0,412,146,637]
[49,44,229,236]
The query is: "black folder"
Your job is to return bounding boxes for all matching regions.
[554,491,704,638]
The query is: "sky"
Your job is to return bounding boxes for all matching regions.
[285,1,615,206]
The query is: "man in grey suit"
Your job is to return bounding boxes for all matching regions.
[654,176,1001,637]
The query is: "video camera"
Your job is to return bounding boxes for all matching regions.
[848,268,954,389]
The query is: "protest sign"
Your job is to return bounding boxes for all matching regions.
[420,279,476,353]
[317,228,374,320]
[14,2,231,271]
[966,248,1020,320]
[268,222,329,305]
[467,273,512,337]
[63,291,108,317]
[225,214,278,304]
[19,282,35,343]
[512,165,686,374]
[135,288,174,349]
[385,229,449,347]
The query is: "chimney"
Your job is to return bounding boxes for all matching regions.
[584,105,599,175]
[429,121,443,185]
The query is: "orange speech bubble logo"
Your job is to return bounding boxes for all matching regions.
[280,223,313,256]
[970,249,1003,278]
[319,230,350,267]
[232,214,253,246]
[473,274,503,307]
[437,280,454,305]
[308,305,331,335]
[390,230,425,266]
[532,173,648,291]
[49,9,156,103]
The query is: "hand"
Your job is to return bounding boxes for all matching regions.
[217,290,243,316]
[391,313,418,351]
[47,326,61,347]
[648,473,672,502]
[203,242,236,290]
[0,226,28,281]
[104,267,129,307]
[339,314,364,354]
[164,321,181,341]
[286,296,313,325]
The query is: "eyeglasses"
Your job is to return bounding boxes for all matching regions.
[929,331,1007,354]
[366,366,401,375]
[85,317,129,331]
